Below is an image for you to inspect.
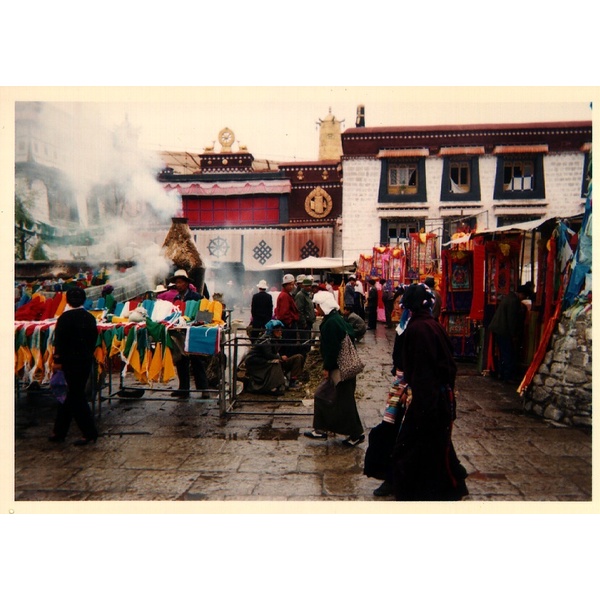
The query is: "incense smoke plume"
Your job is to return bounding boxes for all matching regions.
[20,102,182,295]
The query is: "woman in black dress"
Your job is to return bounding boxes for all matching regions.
[391,283,468,501]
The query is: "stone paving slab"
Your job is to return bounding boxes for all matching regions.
[9,325,595,510]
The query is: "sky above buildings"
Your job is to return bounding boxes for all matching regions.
[92,87,594,162]
[4,87,594,163]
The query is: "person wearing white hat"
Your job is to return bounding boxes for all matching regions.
[250,279,274,341]
[291,274,305,298]
[344,274,357,311]
[275,273,301,358]
[168,269,209,399]
[170,270,201,301]
[304,290,364,446]
[156,282,178,302]
[295,277,316,358]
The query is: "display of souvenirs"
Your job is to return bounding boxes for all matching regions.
[440,249,477,359]
[407,233,437,279]
[357,240,419,289]
[485,239,520,304]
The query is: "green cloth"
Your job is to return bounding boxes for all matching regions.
[319,310,355,372]
[144,318,173,349]
[104,293,116,313]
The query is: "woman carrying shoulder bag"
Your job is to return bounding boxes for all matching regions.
[304,291,365,447]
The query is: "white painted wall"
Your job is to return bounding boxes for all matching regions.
[342,151,588,264]
[341,157,382,261]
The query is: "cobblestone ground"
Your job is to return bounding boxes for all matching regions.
[11,325,593,509]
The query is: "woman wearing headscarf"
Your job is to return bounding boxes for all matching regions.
[364,285,409,496]
[304,291,365,446]
[390,283,468,501]
[242,320,304,395]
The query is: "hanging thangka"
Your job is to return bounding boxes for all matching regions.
[407,233,437,280]
[370,246,387,279]
[358,254,372,281]
[442,249,473,313]
[485,238,520,305]
[388,246,406,286]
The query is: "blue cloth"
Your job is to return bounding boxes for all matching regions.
[142,299,155,314]
[185,326,220,355]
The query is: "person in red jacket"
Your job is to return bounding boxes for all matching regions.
[275,273,301,359]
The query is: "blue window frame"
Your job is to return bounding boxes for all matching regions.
[494,154,545,200]
[441,156,481,202]
[379,158,427,202]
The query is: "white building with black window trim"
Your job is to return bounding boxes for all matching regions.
[339,121,592,265]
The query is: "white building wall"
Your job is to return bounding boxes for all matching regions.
[477,155,498,229]
[341,158,382,262]
[424,157,443,222]
[543,152,587,216]
[342,152,588,262]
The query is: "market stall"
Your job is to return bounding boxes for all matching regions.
[14,294,232,417]
[440,212,585,378]
[357,234,440,323]
[440,245,477,359]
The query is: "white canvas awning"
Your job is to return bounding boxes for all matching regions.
[264,256,352,271]
[442,212,584,246]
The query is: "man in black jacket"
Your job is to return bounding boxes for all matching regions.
[250,279,273,341]
[49,287,99,445]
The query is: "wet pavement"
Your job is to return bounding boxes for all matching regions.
[10,325,594,510]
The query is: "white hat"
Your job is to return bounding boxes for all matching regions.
[170,269,193,283]
[282,273,295,284]
[154,284,167,293]
[257,279,268,290]
[313,290,340,315]
[296,274,306,283]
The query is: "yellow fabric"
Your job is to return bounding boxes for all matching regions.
[127,341,141,375]
[161,346,176,382]
[200,299,224,324]
[138,350,150,383]
[110,334,125,357]
[16,346,27,372]
[55,293,68,317]
[148,343,163,382]
[94,343,106,373]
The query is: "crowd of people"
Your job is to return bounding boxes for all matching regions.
[243,273,469,499]
[18,262,476,501]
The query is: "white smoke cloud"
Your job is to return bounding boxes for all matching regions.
[21,102,182,288]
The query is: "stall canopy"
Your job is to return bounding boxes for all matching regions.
[264,256,353,271]
[442,211,584,246]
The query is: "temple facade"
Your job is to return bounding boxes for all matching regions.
[339,120,592,263]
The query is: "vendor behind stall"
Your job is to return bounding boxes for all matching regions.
[169,269,209,399]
